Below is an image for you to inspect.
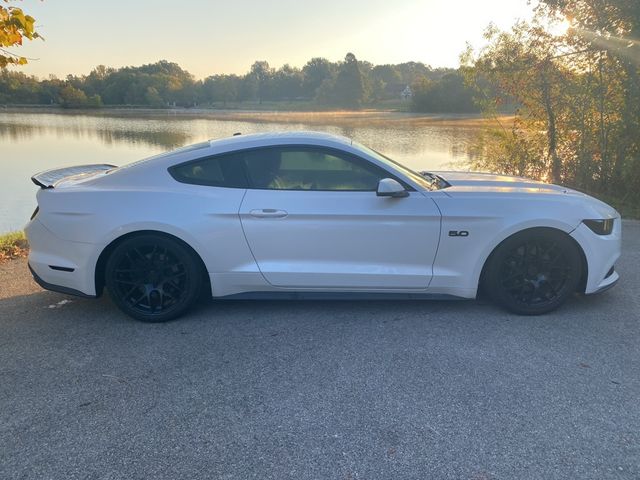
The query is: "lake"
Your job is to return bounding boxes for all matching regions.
[0,109,484,233]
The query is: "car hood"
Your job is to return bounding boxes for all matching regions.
[427,171,619,219]
[429,171,568,192]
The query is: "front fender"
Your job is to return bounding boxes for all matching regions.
[429,210,580,298]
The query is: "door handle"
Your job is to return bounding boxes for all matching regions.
[249,209,288,218]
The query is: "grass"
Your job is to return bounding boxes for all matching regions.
[0,231,29,262]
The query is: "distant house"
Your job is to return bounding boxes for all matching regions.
[401,85,413,101]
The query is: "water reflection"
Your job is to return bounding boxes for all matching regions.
[0,111,480,232]
[0,111,480,158]
[0,115,192,148]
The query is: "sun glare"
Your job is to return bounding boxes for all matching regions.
[547,18,572,36]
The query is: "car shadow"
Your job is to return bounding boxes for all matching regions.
[0,286,495,325]
[0,283,624,335]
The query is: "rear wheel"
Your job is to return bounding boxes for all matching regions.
[484,229,582,315]
[105,234,203,322]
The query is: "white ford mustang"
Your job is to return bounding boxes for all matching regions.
[25,131,621,322]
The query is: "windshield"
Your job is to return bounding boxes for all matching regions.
[351,142,444,191]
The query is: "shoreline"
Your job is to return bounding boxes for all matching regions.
[0,106,511,127]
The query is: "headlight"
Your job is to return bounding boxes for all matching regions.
[583,218,614,235]
[30,206,39,221]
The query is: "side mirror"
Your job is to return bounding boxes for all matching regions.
[376,178,409,198]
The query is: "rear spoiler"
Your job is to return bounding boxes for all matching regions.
[31,164,117,188]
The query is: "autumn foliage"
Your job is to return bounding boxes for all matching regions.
[0,0,41,67]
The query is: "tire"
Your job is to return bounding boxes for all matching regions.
[105,234,203,322]
[483,229,582,315]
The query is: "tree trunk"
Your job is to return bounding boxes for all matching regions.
[597,55,609,189]
[541,70,561,183]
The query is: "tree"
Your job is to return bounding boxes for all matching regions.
[302,57,334,98]
[537,0,640,194]
[395,62,432,85]
[271,64,303,100]
[0,69,37,103]
[411,73,478,113]
[83,65,114,98]
[249,60,272,104]
[315,77,337,105]
[464,4,640,204]
[58,85,102,108]
[370,65,400,101]
[203,74,240,106]
[144,86,164,107]
[464,22,574,183]
[332,52,365,108]
[0,0,41,67]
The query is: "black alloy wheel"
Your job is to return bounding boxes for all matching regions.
[484,229,582,315]
[105,234,203,322]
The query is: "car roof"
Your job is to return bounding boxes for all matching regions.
[207,131,353,150]
[113,131,357,176]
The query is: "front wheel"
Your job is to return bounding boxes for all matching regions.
[105,234,203,322]
[483,229,582,315]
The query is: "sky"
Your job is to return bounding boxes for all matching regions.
[15,0,535,79]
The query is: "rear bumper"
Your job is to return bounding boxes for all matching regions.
[25,219,101,297]
[28,263,96,298]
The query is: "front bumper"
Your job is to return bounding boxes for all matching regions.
[589,268,619,294]
[570,219,622,294]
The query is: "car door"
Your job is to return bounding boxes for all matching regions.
[238,145,441,289]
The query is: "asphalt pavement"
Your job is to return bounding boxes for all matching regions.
[1,221,639,479]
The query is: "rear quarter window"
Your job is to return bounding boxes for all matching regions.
[169,153,248,188]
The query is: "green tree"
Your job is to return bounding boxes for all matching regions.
[332,52,365,108]
[249,60,272,104]
[302,57,334,98]
[395,62,432,85]
[315,77,337,105]
[0,69,42,103]
[203,74,240,106]
[144,86,164,107]
[370,65,400,101]
[411,73,478,113]
[58,85,102,108]
[272,64,303,100]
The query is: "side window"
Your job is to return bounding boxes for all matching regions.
[242,147,390,191]
[169,153,248,188]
